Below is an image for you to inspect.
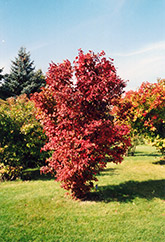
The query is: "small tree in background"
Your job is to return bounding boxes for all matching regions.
[0,47,45,99]
[32,50,131,199]
[115,79,165,156]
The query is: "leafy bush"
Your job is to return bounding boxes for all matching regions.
[0,163,22,181]
[32,50,131,199]
[0,94,48,178]
[115,79,165,156]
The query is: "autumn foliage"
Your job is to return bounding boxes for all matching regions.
[32,50,131,199]
[116,79,165,155]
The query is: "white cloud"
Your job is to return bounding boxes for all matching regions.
[116,54,165,90]
[112,41,165,90]
[114,41,165,57]
[29,42,51,52]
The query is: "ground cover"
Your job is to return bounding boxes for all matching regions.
[0,144,164,242]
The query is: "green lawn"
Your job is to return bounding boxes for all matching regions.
[0,145,165,242]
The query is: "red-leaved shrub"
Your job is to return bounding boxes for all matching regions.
[32,50,131,199]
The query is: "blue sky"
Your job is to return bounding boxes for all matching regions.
[0,0,165,90]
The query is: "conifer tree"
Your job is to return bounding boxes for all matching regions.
[0,47,45,99]
[0,68,3,81]
[0,68,10,99]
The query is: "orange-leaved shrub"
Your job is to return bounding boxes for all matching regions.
[115,79,165,156]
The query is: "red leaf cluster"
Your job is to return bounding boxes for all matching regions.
[32,50,131,199]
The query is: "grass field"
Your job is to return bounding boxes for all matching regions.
[0,145,165,242]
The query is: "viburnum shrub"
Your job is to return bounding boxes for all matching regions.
[115,79,165,156]
[32,50,131,199]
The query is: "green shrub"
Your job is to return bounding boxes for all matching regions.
[0,94,48,179]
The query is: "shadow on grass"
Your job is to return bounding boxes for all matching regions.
[97,168,117,176]
[21,169,54,181]
[86,179,165,203]
[135,151,161,157]
[153,159,165,165]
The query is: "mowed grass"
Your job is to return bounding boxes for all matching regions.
[0,145,165,242]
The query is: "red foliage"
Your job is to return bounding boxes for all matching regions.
[115,79,165,155]
[32,50,131,199]
[116,80,165,132]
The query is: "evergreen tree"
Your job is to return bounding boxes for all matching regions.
[21,69,45,95]
[0,68,10,100]
[0,47,45,99]
[0,68,3,81]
